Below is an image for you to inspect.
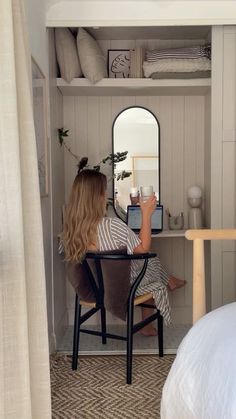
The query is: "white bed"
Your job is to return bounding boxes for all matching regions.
[161,302,236,419]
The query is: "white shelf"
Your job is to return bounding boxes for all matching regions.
[56,78,211,96]
[152,230,186,238]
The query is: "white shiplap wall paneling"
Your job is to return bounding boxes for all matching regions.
[184,239,193,308]
[222,142,236,251]
[211,26,236,309]
[75,96,89,158]
[87,96,100,166]
[204,93,211,229]
[223,29,236,142]
[205,241,211,313]
[210,26,224,310]
[56,28,236,329]
[195,98,205,189]
[134,96,149,108]
[123,96,136,110]
[184,96,205,228]
[151,237,192,324]
[211,27,223,230]
[157,96,172,229]
[99,96,112,158]
[171,239,186,308]
[222,28,236,253]
[171,96,185,220]
[49,29,68,349]
[63,93,206,325]
[63,97,80,200]
[222,252,236,304]
[98,40,110,58]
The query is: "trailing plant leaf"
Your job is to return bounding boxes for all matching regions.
[58,128,131,181]
[77,157,88,173]
[101,156,111,164]
[58,128,69,146]
[116,170,132,181]
[92,165,101,172]
[58,128,79,160]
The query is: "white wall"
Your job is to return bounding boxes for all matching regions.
[48,29,67,348]
[63,92,207,325]
[211,26,236,309]
[25,1,66,350]
[25,0,48,76]
[58,31,209,328]
[25,0,55,349]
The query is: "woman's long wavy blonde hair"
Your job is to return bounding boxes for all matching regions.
[63,169,107,263]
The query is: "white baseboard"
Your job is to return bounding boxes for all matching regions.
[54,310,68,350]
[49,332,56,353]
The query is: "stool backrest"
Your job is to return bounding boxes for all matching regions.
[67,251,156,321]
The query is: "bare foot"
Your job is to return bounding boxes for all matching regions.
[140,326,158,337]
[168,276,186,291]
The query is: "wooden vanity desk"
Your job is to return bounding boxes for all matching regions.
[152,230,186,238]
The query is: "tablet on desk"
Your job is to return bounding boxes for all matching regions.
[126,205,163,234]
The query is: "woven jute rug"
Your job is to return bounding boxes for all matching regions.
[50,354,175,419]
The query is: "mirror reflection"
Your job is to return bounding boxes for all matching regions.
[113,106,160,219]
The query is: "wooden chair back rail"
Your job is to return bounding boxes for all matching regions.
[80,293,153,308]
[185,229,236,323]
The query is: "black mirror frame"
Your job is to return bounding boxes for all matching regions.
[112,105,161,220]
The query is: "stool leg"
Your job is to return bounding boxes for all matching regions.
[157,313,164,357]
[100,306,107,344]
[127,300,134,384]
[72,295,81,370]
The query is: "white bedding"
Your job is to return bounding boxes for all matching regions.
[161,303,236,419]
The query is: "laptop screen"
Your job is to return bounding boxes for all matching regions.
[126,205,163,234]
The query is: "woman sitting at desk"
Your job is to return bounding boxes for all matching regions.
[62,169,185,336]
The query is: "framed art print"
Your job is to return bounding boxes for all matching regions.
[107,49,131,78]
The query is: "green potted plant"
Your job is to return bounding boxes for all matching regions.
[58,128,132,181]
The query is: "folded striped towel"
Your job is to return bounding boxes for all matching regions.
[146,44,211,62]
[143,57,211,78]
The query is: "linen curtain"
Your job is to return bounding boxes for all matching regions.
[0,0,51,418]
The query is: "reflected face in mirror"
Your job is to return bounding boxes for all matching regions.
[113,106,160,220]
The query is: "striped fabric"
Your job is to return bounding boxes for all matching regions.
[97,217,171,325]
[143,57,211,78]
[146,44,211,62]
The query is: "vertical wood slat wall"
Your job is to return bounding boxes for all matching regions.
[63,94,206,325]
[211,26,236,309]
[61,36,211,325]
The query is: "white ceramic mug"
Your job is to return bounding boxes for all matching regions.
[130,187,139,197]
[140,185,153,202]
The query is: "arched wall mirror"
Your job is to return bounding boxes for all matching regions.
[112,106,160,220]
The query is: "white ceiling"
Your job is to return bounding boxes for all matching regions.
[46,1,236,27]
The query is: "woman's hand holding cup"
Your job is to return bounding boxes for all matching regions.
[139,193,157,217]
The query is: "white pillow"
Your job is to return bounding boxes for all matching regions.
[55,28,82,83]
[77,28,107,83]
